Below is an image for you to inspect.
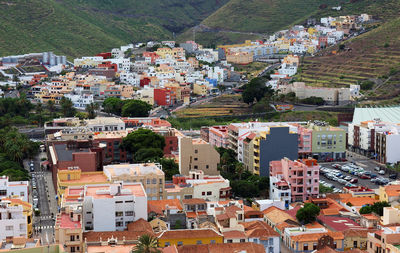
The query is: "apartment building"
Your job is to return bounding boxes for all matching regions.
[165,170,231,201]
[367,226,400,253]
[93,130,130,163]
[2,198,33,238]
[208,126,229,148]
[103,163,164,200]
[54,205,83,253]
[270,158,320,202]
[306,121,346,161]
[85,117,125,132]
[157,228,223,247]
[178,137,220,176]
[0,176,29,202]
[375,126,400,164]
[82,183,147,231]
[0,200,27,240]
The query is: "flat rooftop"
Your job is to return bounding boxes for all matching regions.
[103,163,164,177]
[54,144,90,161]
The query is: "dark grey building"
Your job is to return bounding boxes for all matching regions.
[259,127,298,177]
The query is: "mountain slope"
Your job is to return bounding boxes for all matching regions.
[0,0,228,57]
[298,17,400,103]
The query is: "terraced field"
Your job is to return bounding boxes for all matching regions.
[174,94,251,118]
[298,17,400,102]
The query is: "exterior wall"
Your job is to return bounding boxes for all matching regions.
[55,227,83,253]
[178,137,220,176]
[248,237,280,253]
[208,126,229,148]
[344,235,368,250]
[158,234,223,247]
[385,134,400,164]
[310,126,346,160]
[292,239,344,252]
[95,137,128,163]
[0,204,27,240]
[0,178,29,202]
[259,127,298,177]
[192,181,230,202]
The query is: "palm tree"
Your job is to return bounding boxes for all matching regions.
[235,162,245,180]
[132,234,160,253]
[47,100,56,115]
[86,102,99,119]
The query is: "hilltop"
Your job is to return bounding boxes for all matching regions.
[0,0,228,57]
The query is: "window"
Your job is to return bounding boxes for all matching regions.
[115,221,123,227]
[269,238,273,245]
[194,165,198,169]
[196,240,202,245]
[6,226,13,230]
[115,201,123,204]
[152,178,157,184]
[333,242,337,249]
[313,243,317,250]
[71,247,75,253]
[194,150,198,153]
[165,242,170,247]
[210,240,216,244]
[20,192,24,197]
[207,191,212,195]
[76,235,79,240]
[240,239,246,243]
[70,235,75,241]
[206,165,209,169]
[227,240,233,243]
[159,179,163,184]
[354,241,357,248]
[125,200,133,203]
[202,192,205,196]
[147,179,150,184]
[303,243,308,251]
[194,158,198,161]
[115,212,123,217]
[177,241,183,246]
[125,211,134,216]
[86,212,92,215]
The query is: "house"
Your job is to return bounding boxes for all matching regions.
[379,185,400,203]
[0,200,28,241]
[54,205,83,253]
[169,242,265,253]
[367,226,400,253]
[0,176,29,202]
[157,228,223,247]
[241,220,280,253]
[343,229,373,250]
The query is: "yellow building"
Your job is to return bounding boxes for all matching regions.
[379,185,400,203]
[193,83,208,96]
[57,169,109,205]
[217,40,253,50]
[156,47,172,58]
[226,51,253,65]
[157,228,223,247]
[55,206,83,253]
[343,230,369,250]
[3,198,33,238]
[252,131,267,174]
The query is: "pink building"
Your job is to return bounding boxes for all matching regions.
[208,126,229,148]
[270,158,319,202]
[296,124,312,158]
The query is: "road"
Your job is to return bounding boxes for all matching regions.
[257,63,280,77]
[25,152,56,245]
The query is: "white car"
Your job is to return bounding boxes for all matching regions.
[379,170,385,175]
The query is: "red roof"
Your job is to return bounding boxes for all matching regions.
[317,215,364,231]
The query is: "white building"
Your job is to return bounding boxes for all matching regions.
[64,93,94,109]
[120,72,140,86]
[85,117,125,132]
[185,170,230,202]
[278,63,298,77]
[0,176,29,202]
[82,183,147,232]
[0,200,27,240]
[269,176,291,207]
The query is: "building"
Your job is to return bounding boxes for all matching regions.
[227,122,299,176]
[278,82,351,105]
[171,242,265,253]
[381,207,400,226]
[375,125,400,164]
[54,205,83,253]
[103,163,165,200]
[352,106,400,124]
[81,183,147,231]
[241,220,280,253]
[0,199,27,240]
[226,51,253,64]
[367,226,400,253]
[166,171,231,201]
[157,228,223,247]
[270,158,320,202]
[85,117,125,132]
[208,126,229,148]
[379,185,400,203]
[305,121,346,161]
[178,137,220,176]
[93,131,129,163]
[154,88,176,106]
[56,169,109,205]
[0,176,29,202]
[2,198,33,238]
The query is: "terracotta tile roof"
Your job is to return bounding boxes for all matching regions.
[240,221,280,239]
[223,230,246,239]
[84,219,153,242]
[262,206,280,215]
[343,229,376,237]
[276,221,298,232]
[158,229,222,240]
[162,245,178,253]
[291,231,344,242]
[285,206,300,219]
[264,207,296,225]
[321,208,340,216]
[181,198,206,205]
[361,214,380,220]
[176,242,265,253]
[341,196,378,207]
[148,199,183,215]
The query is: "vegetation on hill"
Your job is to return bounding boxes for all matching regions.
[298,17,400,103]
[0,0,228,57]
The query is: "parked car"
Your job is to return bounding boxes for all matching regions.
[370,173,377,178]
[360,174,371,179]
[389,174,397,179]
[333,164,341,169]
[379,170,386,175]
[374,166,381,171]
[344,176,352,181]
[350,178,358,184]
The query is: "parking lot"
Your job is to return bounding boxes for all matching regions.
[319,151,396,192]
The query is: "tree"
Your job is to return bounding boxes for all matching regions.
[132,234,160,253]
[242,77,274,105]
[159,158,179,180]
[134,148,164,163]
[86,102,99,119]
[359,205,372,214]
[371,201,390,216]
[60,97,76,117]
[103,97,124,115]
[47,100,56,116]
[235,163,245,180]
[296,203,320,224]
[122,129,165,161]
[121,100,151,117]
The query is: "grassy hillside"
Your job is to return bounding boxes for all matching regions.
[298,17,400,103]
[0,0,228,58]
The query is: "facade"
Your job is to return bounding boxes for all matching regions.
[208,126,229,148]
[85,117,125,132]
[93,131,129,163]
[82,183,147,231]
[54,205,83,253]
[375,126,400,164]
[306,121,346,161]
[103,163,165,201]
[178,137,220,176]
[0,199,27,240]
[270,158,320,202]
[2,198,33,238]
[367,226,400,253]
[0,176,29,202]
